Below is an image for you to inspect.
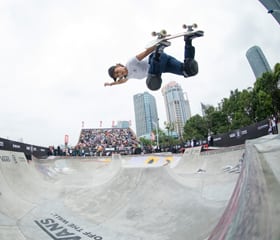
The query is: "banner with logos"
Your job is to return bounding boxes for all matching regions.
[0,138,48,159]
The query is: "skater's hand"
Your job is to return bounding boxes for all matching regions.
[104,82,111,87]
[104,78,128,87]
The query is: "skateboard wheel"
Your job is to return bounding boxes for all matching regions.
[160,29,167,35]
[151,31,157,36]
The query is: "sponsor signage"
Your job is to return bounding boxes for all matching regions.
[12,143,21,149]
[0,137,49,158]
[211,119,269,147]
[34,213,103,240]
[0,154,10,162]
[0,151,27,163]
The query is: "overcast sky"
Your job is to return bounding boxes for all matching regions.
[0,0,279,147]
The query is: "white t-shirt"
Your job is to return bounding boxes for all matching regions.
[126,56,149,80]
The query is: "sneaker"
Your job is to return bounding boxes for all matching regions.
[159,40,171,47]
[155,40,171,56]
[184,30,204,41]
[156,40,171,50]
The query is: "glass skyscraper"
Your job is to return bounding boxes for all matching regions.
[246,45,272,79]
[133,92,159,137]
[161,81,191,139]
[115,121,130,128]
[259,0,280,24]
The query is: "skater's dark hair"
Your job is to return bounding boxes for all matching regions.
[108,64,125,81]
[108,66,116,81]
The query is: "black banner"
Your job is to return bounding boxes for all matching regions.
[212,119,269,147]
[0,137,48,159]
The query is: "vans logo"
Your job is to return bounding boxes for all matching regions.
[34,213,103,240]
[35,218,81,240]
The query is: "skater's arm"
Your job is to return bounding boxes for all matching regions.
[104,77,128,87]
[136,46,156,61]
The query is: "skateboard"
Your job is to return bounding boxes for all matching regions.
[145,24,204,48]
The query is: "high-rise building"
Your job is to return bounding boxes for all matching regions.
[161,81,191,139]
[133,92,159,137]
[201,102,211,117]
[115,121,130,128]
[246,45,272,79]
[259,0,280,24]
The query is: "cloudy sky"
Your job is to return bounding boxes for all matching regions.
[0,0,279,147]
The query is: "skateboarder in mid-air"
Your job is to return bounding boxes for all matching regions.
[105,30,203,91]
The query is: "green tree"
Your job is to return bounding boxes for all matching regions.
[205,108,229,134]
[183,114,208,140]
[220,88,254,128]
[253,90,273,121]
[164,121,175,146]
[254,64,280,116]
[181,63,280,140]
[139,137,152,147]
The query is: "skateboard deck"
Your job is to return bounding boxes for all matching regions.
[145,24,204,48]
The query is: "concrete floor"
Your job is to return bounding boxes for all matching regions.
[0,134,279,240]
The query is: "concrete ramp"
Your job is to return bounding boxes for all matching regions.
[171,146,244,202]
[208,134,280,240]
[0,134,280,239]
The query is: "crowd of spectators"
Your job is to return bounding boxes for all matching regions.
[75,128,141,156]
[268,114,279,135]
[48,115,279,157]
